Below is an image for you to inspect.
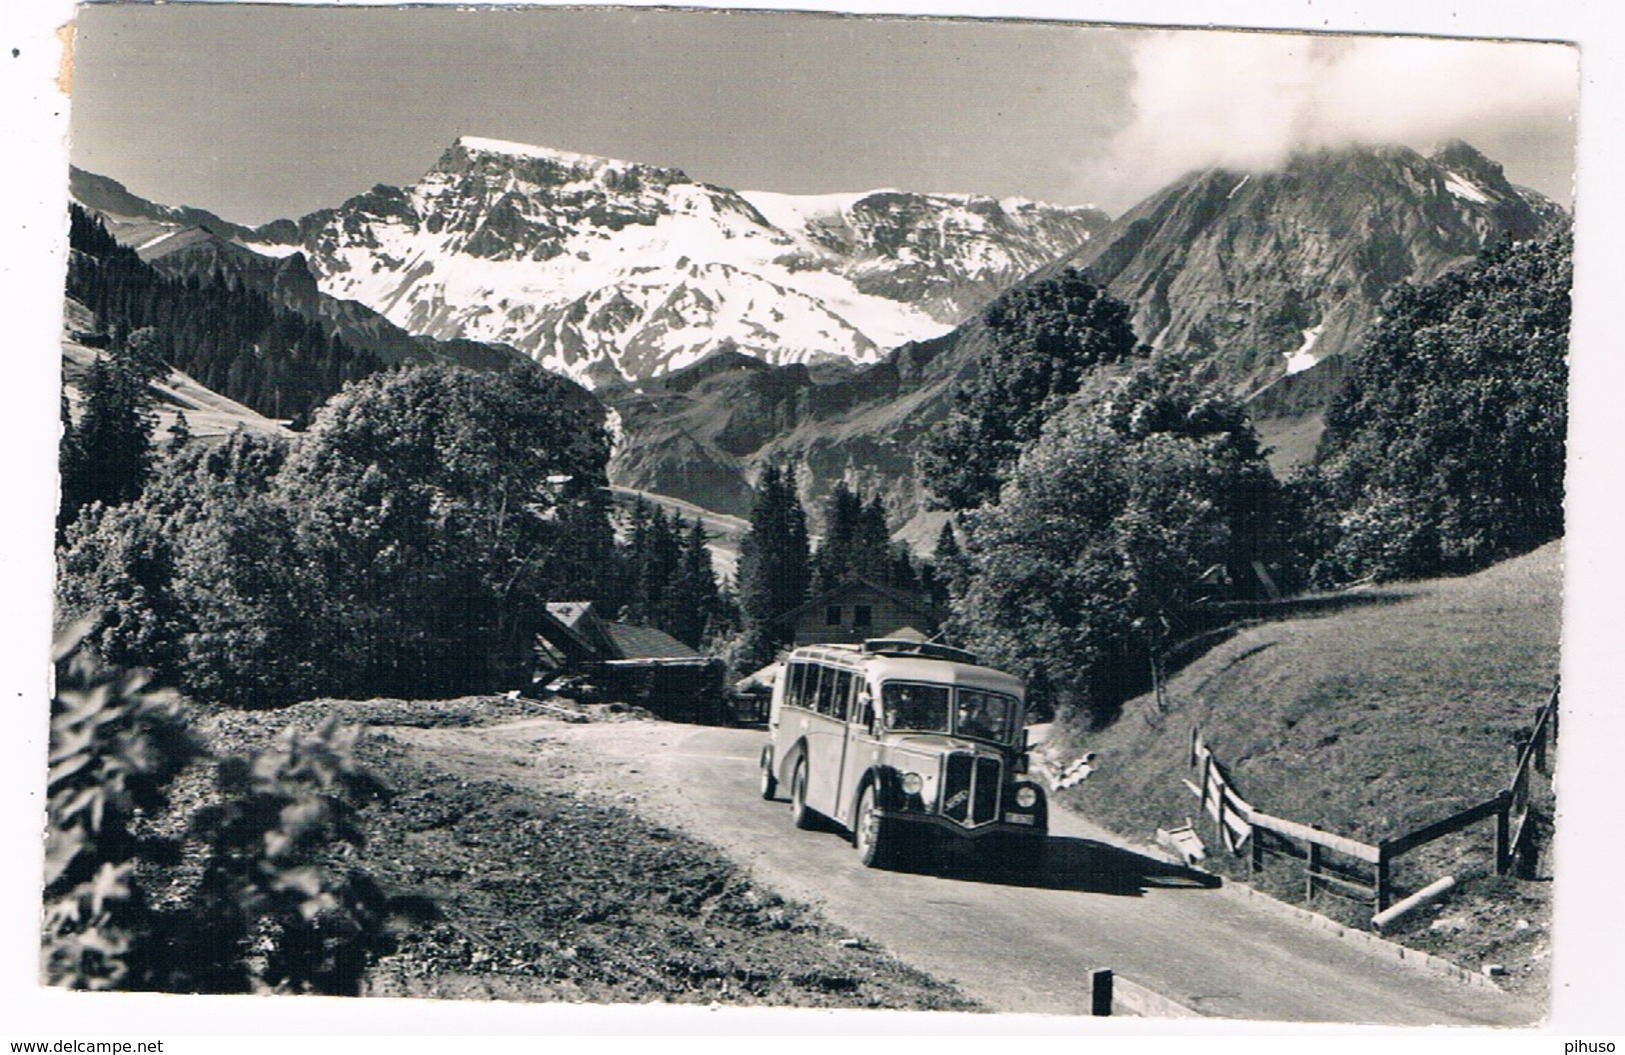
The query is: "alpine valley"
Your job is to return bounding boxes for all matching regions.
[66,136,1565,536]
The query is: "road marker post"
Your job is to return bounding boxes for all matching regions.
[1090,968,1113,1016]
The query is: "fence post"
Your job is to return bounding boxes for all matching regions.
[1199,752,1213,834]
[1306,842,1321,903]
[1375,848,1391,913]
[1495,792,1511,875]
[1534,706,1548,774]
[1090,968,1114,1016]
[1189,726,1199,768]
[1249,830,1263,880]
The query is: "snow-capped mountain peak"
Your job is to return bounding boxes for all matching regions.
[267,137,1109,387]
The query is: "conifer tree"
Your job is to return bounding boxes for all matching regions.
[166,411,192,455]
[60,349,155,529]
[668,517,723,649]
[736,464,811,671]
[811,481,862,593]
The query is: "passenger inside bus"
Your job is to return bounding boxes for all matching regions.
[882,683,951,732]
[957,689,1016,742]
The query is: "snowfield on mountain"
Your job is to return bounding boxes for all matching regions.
[244,136,1108,386]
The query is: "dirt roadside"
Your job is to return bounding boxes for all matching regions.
[179,697,1538,1023]
[339,706,981,1010]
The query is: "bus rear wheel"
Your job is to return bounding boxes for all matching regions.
[854,784,899,869]
[790,758,817,830]
[759,748,778,801]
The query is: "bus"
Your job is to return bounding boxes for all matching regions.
[758,638,1048,870]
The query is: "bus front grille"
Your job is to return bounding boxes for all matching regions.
[941,753,1001,828]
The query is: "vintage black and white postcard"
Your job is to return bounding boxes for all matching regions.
[6,0,1619,1042]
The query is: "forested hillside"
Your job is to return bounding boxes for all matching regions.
[929,231,1569,726]
[66,205,384,423]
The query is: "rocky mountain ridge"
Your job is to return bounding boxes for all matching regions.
[1068,139,1562,397]
[68,139,1567,541]
[602,141,1567,526]
[68,167,529,372]
[242,136,1109,387]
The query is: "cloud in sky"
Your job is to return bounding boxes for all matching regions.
[1081,29,1579,211]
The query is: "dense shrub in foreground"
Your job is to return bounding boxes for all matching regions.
[43,625,386,994]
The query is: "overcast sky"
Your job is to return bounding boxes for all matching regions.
[67,4,1577,225]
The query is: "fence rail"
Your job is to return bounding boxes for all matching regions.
[1186,677,1558,921]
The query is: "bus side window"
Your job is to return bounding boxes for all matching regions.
[853,681,875,728]
[832,670,853,721]
[815,665,837,716]
[788,662,808,711]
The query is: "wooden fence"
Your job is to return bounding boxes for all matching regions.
[1505,678,1560,875]
[1186,679,1559,919]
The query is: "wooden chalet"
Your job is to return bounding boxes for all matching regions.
[775,578,940,648]
[535,601,725,723]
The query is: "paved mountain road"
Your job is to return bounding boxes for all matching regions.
[393,718,1539,1025]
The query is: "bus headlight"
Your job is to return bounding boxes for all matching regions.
[1015,785,1039,809]
[901,772,924,795]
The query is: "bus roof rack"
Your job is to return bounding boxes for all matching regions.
[860,638,980,665]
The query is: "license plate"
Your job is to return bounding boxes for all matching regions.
[1004,813,1035,825]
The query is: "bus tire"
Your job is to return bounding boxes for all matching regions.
[790,757,817,830]
[759,747,779,801]
[854,783,898,869]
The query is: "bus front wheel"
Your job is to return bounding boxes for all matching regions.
[854,784,898,869]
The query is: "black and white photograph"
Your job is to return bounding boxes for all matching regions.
[4,0,1621,1041]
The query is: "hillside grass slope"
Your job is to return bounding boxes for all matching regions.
[1052,542,1561,987]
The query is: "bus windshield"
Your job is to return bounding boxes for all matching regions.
[881,683,951,733]
[879,683,1022,743]
[957,688,1020,744]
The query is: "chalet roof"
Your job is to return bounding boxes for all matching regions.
[543,600,619,657]
[538,600,704,664]
[774,577,938,628]
[603,622,702,661]
[547,601,596,629]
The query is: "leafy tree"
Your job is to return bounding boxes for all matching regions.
[273,364,611,697]
[58,365,615,706]
[923,268,1145,509]
[57,430,293,698]
[952,355,1282,726]
[735,464,811,671]
[1306,232,1570,584]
